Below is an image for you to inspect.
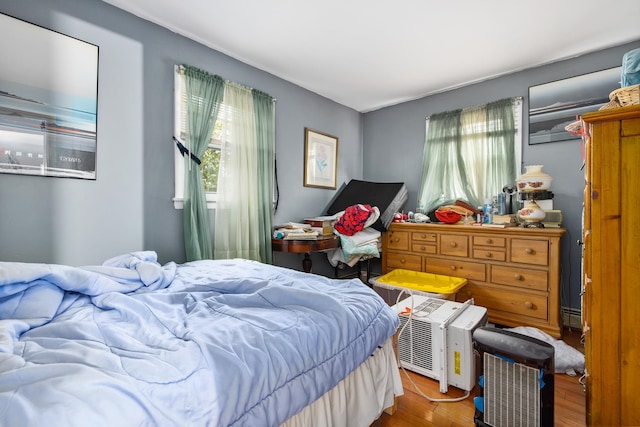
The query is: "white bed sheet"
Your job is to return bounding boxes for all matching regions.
[282,337,403,427]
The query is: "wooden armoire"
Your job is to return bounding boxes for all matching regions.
[581,104,640,426]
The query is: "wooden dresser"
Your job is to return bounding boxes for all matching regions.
[581,104,640,426]
[382,222,565,338]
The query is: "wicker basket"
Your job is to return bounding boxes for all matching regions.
[564,98,622,136]
[599,98,622,110]
[609,84,640,107]
[565,120,583,136]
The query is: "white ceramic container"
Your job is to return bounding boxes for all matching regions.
[518,200,546,224]
[516,165,552,192]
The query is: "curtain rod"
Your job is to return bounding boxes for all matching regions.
[425,96,523,120]
[176,64,276,103]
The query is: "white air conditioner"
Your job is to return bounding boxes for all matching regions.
[392,295,488,393]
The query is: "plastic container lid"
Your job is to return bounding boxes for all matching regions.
[371,269,467,294]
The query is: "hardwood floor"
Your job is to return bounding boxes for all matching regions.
[372,328,585,427]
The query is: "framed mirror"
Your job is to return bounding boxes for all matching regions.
[528,67,621,145]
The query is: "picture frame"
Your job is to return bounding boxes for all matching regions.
[304,128,338,189]
[0,13,99,179]
[528,67,620,145]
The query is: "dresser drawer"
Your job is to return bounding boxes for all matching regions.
[412,243,437,254]
[412,231,437,243]
[491,265,548,291]
[510,238,549,266]
[387,231,409,251]
[439,234,469,257]
[425,256,485,281]
[386,252,422,271]
[473,235,506,248]
[473,248,506,262]
[459,284,548,320]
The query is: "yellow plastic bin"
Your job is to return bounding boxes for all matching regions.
[370,269,467,306]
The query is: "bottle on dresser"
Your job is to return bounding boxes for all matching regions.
[483,198,493,224]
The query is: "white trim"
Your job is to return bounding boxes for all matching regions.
[173,196,217,210]
[514,97,523,174]
[174,65,185,204]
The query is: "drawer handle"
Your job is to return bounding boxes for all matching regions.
[450,242,457,248]
[525,248,534,255]
[450,265,457,271]
[393,237,400,243]
[514,274,523,281]
[400,258,406,264]
[524,301,533,309]
[486,252,493,258]
[420,245,426,251]
[486,239,493,244]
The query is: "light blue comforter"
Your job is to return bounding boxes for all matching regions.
[0,252,398,426]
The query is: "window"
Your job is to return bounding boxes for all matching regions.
[173,66,276,213]
[418,97,522,212]
[173,66,224,208]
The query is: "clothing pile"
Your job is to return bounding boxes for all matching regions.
[507,326,585,375]
[327,204,381,267]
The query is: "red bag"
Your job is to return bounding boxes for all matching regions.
[434,209,461,224]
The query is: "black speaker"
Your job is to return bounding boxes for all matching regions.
[473,327,555,427]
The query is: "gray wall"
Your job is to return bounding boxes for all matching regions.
[1,0,638,304]
[362,40,640,310]
[0,0,362,269]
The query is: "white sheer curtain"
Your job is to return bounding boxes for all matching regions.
[213,82,261,260]
[462,99,518,206]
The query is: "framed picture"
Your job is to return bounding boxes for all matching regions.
[0,13,99,179]
[304,128,338,189]
[528,67,620,145]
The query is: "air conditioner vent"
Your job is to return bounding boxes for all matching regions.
[398,316,433,371]
[414,298,445,314]
[484,353,541,427]
[473,327,554,427]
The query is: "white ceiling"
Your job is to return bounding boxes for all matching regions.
[101,0,640,112]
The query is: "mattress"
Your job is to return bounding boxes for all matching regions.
[325,179,408,231]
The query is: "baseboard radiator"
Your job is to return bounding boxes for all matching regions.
[561,306,582,329]
[473,327,555,427]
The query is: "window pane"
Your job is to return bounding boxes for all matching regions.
[202,146,220,192]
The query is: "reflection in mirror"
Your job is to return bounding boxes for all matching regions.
[528,67,621,145]
[0,13,99,179]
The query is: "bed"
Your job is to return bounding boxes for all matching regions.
[0,251,402,426]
